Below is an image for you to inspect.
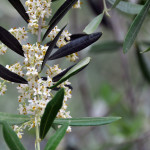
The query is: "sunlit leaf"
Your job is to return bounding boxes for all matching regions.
[44,123,68,150]
[40,89,65,139]
[123,0,150,53]
[3,122,26,150]
[0,112,30,125]
[42,0,78,41]
[49,32,102,60]
[8,0,29,23]
[83,13,104,34]
[0,26,24,56]
[108,0,143,15]
[53,117,121,126]
[49,57,91,89]
[0,65,28,84]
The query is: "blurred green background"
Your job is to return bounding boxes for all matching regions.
[1,0,150,150]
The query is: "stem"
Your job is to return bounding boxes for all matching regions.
[103,0,110,17]
[35,116,41,150]
[37,18,42,43]
[35,17,42,150]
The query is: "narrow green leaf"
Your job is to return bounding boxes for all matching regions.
[40,88,65,139]
[83,13,104,34]
[141,47,150,53]
[2,122,25,150]
[44,123,68,150]
[112,0,122,8]
[136,44,150,84]
[123,0,150,53]
[0,112,30,125]
[53,117,121,126]
[49,57,91,89]
[108,0,143,15]
[90,41,122,53]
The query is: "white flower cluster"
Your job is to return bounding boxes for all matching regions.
[0,44,7,55]
[0,0,83,139]
[25,0,52,34]
[48,26,79,62]
[6,62,24,77]
[9,27,28,43]
[0,82,7,95]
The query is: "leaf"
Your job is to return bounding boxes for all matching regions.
[53,117,121,126]
[49,32,102,60]
[42,0,78,41]
[90,41,122,53]
[40,88,65,139]
[136,44,150,84]
[0,26,24,56]
[41,25,66,71]
[0,65,27,84]
[70,34,87,41]
[0,112,30,125]
[8,0,29,23]
[2,122,26,150]
[112,0,122,8]
[123,0,150,53]
[49,57,91,89]
[44,123,68,150]
[107,0,143,15]
[83,13,104,34]
[141,47,150,53]
[52,64,75,82]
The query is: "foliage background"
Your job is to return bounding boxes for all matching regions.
[1,0,150,149]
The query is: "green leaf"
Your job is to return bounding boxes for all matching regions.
[40,88,65,139]
[2,122,25,150]
[0,112,30,125]
[49,57,91,89]
[123,0,150,53]
[53,117,121,126]
[90,41,122,53]
[83,13,104,34]
[136,44,150,84]
[108,0,143,15]
[44,123,68,150]
[112,0,122,8]
[141,47,150,53]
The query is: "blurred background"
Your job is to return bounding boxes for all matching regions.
[1,0,150,149]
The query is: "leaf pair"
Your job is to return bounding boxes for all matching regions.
[49,57,91,89]
[0,64,27,84]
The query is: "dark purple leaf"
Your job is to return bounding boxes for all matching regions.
[0,26,24,57]
[49,32,102,60]
[8,0,29,23]
[41,25,66,71]
[0,64,27,84]
[42,0,78,41]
